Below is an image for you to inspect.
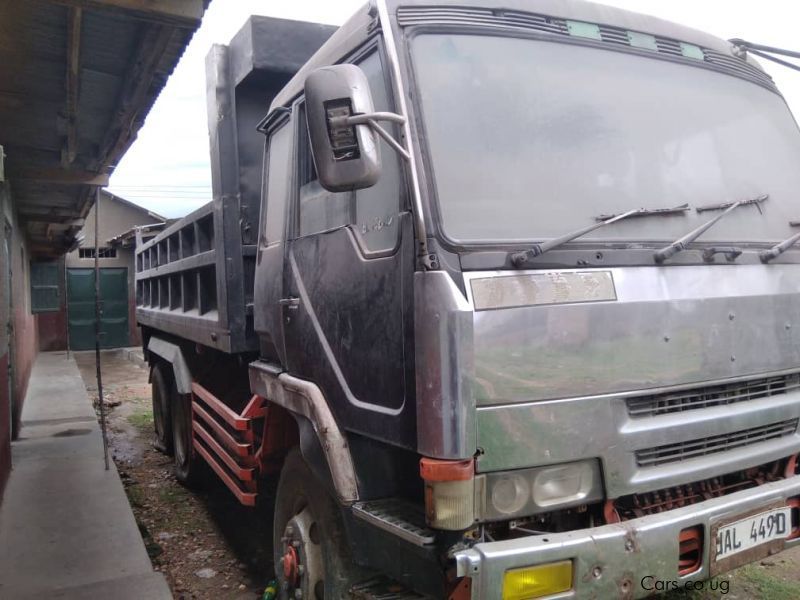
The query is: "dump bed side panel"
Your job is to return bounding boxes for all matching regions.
[135,17,335,354]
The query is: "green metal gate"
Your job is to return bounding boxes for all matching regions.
[67,268,129,350]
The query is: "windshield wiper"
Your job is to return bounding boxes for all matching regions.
[653,195,769,263]
[696,194,769,214]
[510,203,690,267]
[760,222,800,263]
[594,204,690,221]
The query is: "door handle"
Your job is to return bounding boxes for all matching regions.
[278,297,300,309]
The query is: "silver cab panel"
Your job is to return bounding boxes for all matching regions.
[464,265,800,496]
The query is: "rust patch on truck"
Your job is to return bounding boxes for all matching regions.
[623,528,641,554]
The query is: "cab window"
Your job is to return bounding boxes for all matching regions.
[263,119,292,245]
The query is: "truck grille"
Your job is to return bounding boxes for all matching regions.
[609,456,796,522]
[396,7,777,93]
[635,419,799,467]
[626,373,800,418]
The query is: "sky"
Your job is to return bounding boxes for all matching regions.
[107,0,800,219]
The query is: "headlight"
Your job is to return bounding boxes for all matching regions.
[491,474,530,515]
[478,459,603,521]
[532,462,597,508]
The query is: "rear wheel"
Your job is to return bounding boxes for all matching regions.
[150,362,173,455]
[171,385,205,487]
[273,448,367,599]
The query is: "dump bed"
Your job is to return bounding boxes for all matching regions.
[135,16,335,354]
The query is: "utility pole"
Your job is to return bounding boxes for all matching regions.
[94,187,109,470]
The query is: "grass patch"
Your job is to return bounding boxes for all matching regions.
[661,576,732,599]
[135,519,164,560]
[663,565,800,599]
[127,408,154,430]
[158,485,190,506]
[739,564,800,599]
[126,484,147,509]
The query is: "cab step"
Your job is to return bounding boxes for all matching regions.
[352,498,435,546]
[350,576,431,599]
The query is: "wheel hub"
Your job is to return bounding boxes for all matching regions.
[280,507,324,598]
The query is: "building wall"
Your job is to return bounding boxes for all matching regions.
[0,181,10,499]
[64,247,141,348]
[55,193,161,350]
[122,248,142,347]
[0,186,159,498]
[0,351,7,498]
[11,230,37,431]
[0,180,38,499]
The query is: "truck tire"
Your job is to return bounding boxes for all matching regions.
[171,388,205,487]
[151,362,173,455]
[273,448,366,599]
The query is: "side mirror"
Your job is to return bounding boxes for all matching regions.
[305,64,381,192]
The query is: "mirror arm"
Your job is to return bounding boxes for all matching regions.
[331,112,406,127]
[367,119,410,162]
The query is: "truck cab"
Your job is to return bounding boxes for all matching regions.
[137,1,800,598]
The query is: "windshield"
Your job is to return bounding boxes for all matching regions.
[410,33,800,245]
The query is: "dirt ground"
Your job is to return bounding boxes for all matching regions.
[73,350,274,600]
[74,349,800,600]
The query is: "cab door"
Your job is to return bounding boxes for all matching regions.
[281,49,416,448]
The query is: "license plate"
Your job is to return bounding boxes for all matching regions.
[715,507,792,561]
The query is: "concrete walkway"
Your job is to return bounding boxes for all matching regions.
[0,352,171,599]
[121,346,147,369]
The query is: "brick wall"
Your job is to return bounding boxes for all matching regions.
[0,352,9,499]
[0,183,39,501]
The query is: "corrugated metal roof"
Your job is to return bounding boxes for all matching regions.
[0,0,208,257]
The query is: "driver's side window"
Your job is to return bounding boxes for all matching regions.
[263,119,292,246]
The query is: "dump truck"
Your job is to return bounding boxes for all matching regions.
[135,1,800,598]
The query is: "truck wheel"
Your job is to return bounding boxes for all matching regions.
[273,448,365,599]
[151,362,173,455]
[171,389,205,487]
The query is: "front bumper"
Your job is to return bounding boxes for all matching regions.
[455,475,800,599]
